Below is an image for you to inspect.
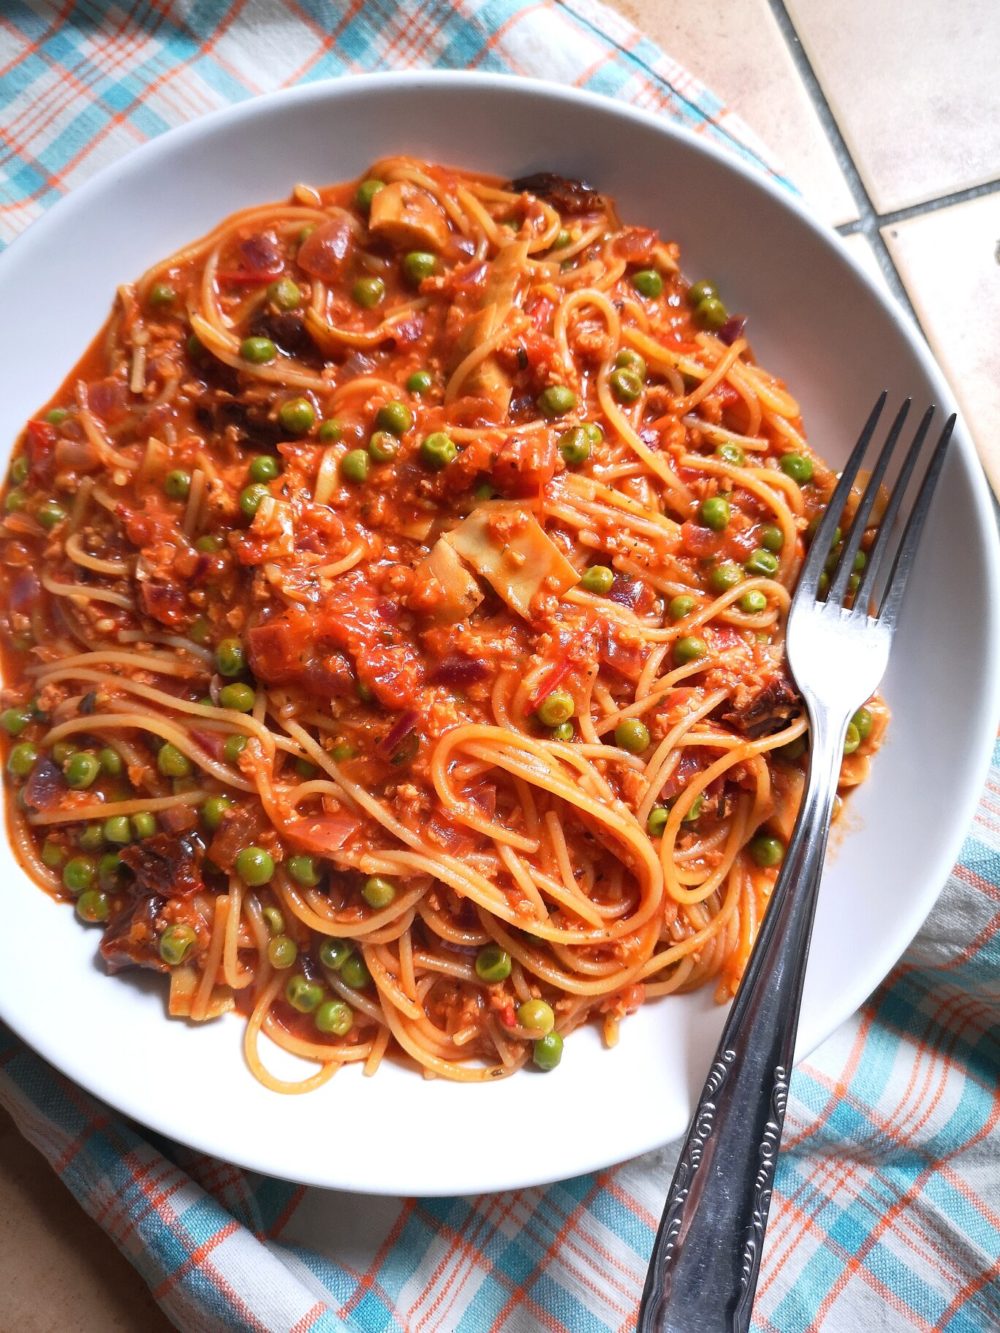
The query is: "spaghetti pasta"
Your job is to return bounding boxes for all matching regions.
[0,160,886,1089]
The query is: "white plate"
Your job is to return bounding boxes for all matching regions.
[0,73,997,1197]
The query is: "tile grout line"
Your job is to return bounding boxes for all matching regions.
[764,0,920,323]
[841,177,1000,232]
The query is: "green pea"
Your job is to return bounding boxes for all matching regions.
[852,707,873,741]
[236,845,274,886]
[1,706,32,736]
[352,276,385,308]
[533,1031,563,1071]
[201,795,232,832]
[699,495,731,531]
[738,590,768,614]
[776,735,807,763]
[551,721,574,742]
[552,229,571,249]
[103,816,132,845]
[580,565,614,595]
[288,855,321,887]
[277,397,315,436]
[157,743,191,779]
[42,839,65,869]
[8,742,39,776]
[362,875,396,909]
[224,734,248,765]
[64,751,100,789]
[517,998,554,1035]
[239,483,269,519]
[268,277,301,310]
[709,562,743,594]
[319,938,351,971]
[615,718,650,753]
[843,723,861,755]
[695,296,729,330]
[647,806,669,838]
[186,333,205,361]
[632,268,663,298]
[253,907,280,939]
[419,432,457,471]
[341,449,370,484]
[779,453,813,484]
[558,426,591,466]
[98,852,122,889]
[682,793,704,823]
[376,401,413,436]
[98,747,123,776]
[44,408,69,427]
[403,251,437,285]
[750,834,785,868]
[339,952,371,989]
[162,469,192,504]
[613,349,645,378]
[687,280,718,306]
[669,594,695,621]
[130,812,157,840]
[219,683,255,713]
[476,946,513,983]
[848,572,861,594]
[78,824,105,852]
[406,370,433,395]
[760,524,784,552]
[294,757,318,776]
[716,442,745,466]
[318,419,342,442]
[240,336,277,364]
[4,489,25,513]
[745,549,780,577]
[356,681,375,704]
[159,924,197,965]
[331,742,356,762]
[75,889,110,924]
[63,856,96,895]
[473,481,496,501]
[248,454,280,484]
[368,430,399,463]
[37,500,67,530]
[267,935,298,969]
[610,366,643,403]
[213,638,245,678]
[285,974,323,1013]
[314,999,353,1035]
[674,635,708,665]
[355,178,385,210]
[537,385,577,418]
[537,690,574,728]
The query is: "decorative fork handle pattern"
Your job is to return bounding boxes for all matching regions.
[637,709,846,1333]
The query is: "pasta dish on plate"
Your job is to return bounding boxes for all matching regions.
[0,158,884,1090]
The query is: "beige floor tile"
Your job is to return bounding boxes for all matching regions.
[882,194,1000,497]
[0,1106,172,1332]
[786,0,1000,214]
[609,0,859,225]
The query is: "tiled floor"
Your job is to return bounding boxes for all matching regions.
[2,3,997,1330]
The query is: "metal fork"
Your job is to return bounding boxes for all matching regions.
[637,395,955,1333]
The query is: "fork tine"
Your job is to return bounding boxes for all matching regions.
[797,391,887,597]
[876,413,955,630]
[827,399,911,607]
[852,405,934,611]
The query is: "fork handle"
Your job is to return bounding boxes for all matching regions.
[637,709,845,1333]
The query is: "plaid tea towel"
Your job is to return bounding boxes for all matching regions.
[1,3,998,1331]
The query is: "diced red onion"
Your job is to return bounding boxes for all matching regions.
[608,576,641,608]
[377,709,419,759]
[240,232,281,273]
[719,315,747,346]
[429,657,490,687]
